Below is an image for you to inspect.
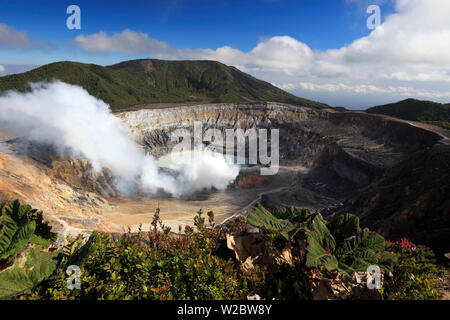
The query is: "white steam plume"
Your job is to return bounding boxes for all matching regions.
[0,81,239,197]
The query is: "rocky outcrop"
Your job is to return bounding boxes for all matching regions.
[0,142,122,244]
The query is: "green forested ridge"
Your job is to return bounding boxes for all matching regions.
[0,59,328,110]
[366,98,450,129]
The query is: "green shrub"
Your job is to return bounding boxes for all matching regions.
[383,238,444,300]
[34,210,248,300]
[222,216,248,236]
[240,258,313,300]
[265,260,312,300]
[0,201,443,301]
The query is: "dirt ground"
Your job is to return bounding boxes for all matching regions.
[103,166,302,232]
[105,187,267,232]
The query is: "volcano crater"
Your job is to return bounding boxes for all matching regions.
[0,102,444,242]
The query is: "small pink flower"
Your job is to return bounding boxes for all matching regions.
[239,225,243,230]
[411,247,416,251]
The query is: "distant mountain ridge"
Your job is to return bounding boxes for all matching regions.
[0,59,328,110]
[366,98,450,129]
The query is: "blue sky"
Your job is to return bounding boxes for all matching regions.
[0,0,395,65]
[1,0,449,108]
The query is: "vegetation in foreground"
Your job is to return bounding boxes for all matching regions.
[0,200,446,300]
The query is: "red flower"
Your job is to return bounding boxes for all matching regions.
[400,237,413,248]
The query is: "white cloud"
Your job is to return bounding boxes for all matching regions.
[151,36,313,76]
[154,45,248,66]
[0,64,5,73]
[276,82,450,99]
[73,29,172,54]
[72,0,450,107]
[249,36,314,73]
[314,0,450,82]
[0,23,56,51]
[0,23,31,49]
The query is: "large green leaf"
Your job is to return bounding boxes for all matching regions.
[1,221,37,259]
[4,200,28,223]
[305,234,339,271]
[378,251,397,272]
[335,229,385,271]
[327,213,360,244]
[248,205,396,275]
[305,214,338,271]
[0,245,58,298]
[305,213,394,274]
[17,204,31,222]
[0,201,52,260]
[247,204,299,240]
[0,215,18,255]
[307,214,336,251]
[247,204,316,240]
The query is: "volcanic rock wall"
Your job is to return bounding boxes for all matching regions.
[118,102,441,169]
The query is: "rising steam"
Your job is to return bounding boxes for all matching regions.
[0,81,239,197]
